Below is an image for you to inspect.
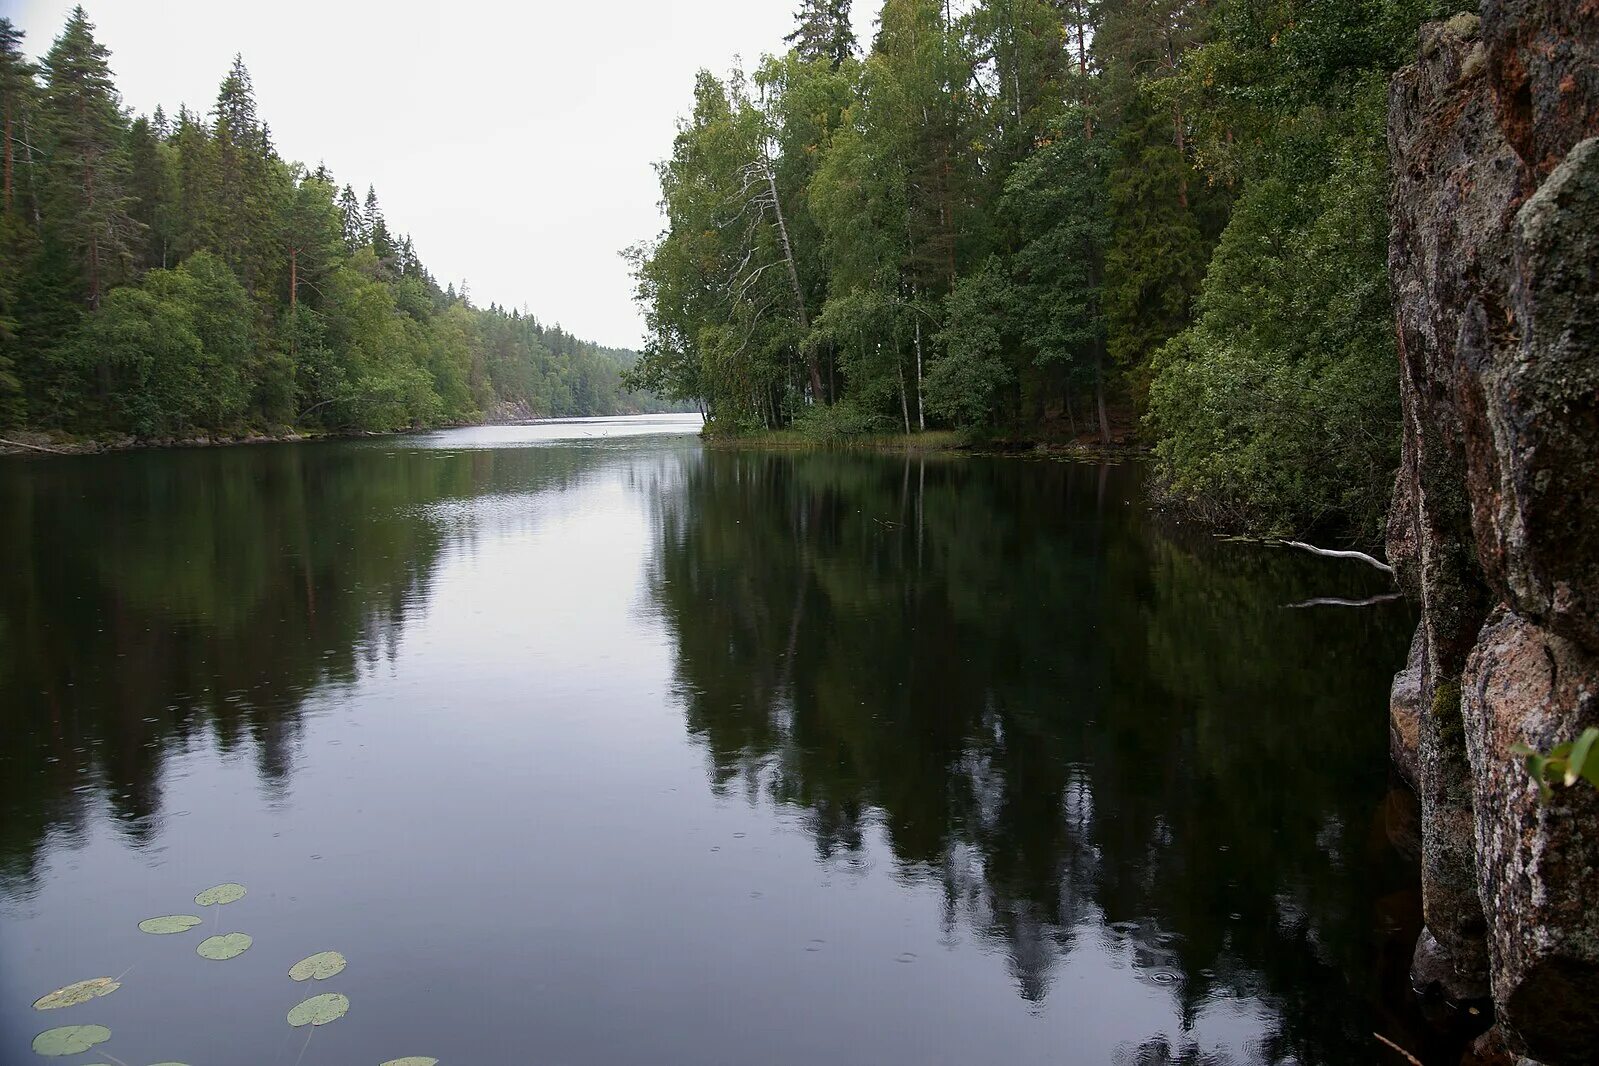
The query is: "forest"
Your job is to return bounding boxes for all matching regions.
[628,0,1465,539]
[0,7,673,444]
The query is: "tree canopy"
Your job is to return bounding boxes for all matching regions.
[0,6,677,441]
[630,0,1466,539]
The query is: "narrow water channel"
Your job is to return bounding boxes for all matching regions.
[1,417,1426,1064]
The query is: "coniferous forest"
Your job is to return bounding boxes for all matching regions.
[0,8,674,446]
[629,0,1468,539]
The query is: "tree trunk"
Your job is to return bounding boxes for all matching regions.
[896,343,911,434]
[1164,36,1189,210]
[2,112,12,215]
[913,301,925,432]
[1094,351,1110,445]
[85,160,101,311]
[289,246,299,355]
[1173,104,1189,210]
[1072,0,1093,140]
[22,111,39,227]
[762,160,825,403]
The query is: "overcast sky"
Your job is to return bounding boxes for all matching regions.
[6,1,876,348]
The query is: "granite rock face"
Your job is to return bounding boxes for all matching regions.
[1463,612,1599,1062]
[1390,628,1424,789]
[1386,4,1598,1061]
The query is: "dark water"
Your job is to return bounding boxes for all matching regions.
[0,418,1428,1065]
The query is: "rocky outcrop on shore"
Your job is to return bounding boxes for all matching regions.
[1386,5,1598,1062]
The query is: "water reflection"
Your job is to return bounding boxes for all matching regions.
[0,434,1430,1065]
[646,450,1418,1062]
[0,439,641,895]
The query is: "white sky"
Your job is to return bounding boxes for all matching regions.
[5,1,876,349]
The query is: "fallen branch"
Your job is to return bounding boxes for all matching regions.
[1284,593,1405,609]
[1281,540,1393,575]
[0,435,69,455]
[1373,1032,1423,1066]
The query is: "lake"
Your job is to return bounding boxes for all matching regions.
[0,416,1429,1064]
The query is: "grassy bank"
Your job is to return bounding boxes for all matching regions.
[709,428,965,452]
[704,425,1151,459]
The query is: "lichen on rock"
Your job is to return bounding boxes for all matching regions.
[1386,2,1598,1061]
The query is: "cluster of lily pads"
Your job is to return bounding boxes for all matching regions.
[29,881,436,1065]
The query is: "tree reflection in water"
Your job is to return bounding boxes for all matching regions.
[646,450,1423,1063]
[0,441,614,895]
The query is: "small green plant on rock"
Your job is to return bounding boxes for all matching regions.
[1512,728,1599,802]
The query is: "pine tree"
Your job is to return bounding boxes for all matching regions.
[38,5,140,311]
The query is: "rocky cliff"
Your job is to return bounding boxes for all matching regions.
[1386,4,1598,1063]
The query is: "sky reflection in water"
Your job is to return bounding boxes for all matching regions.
[0,419,1420,1065]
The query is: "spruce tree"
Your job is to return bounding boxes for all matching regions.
[38,5,139,311]
[1,18,36,220]
[364,184,395,269]
[209,56,277,295]
[785,0,857,70]
[337,183,364,248]
[170,105,212,259]
[125,115,171,270]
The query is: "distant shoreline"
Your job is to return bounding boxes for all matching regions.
[0,412,699,458]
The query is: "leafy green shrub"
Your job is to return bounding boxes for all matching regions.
[787,399,896,443]
[1146,82,1399,540]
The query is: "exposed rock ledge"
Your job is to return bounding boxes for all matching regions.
[1385,4,1597,1063]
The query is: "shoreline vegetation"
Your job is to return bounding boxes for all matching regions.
[702,414,1148,457]
[0,409,696,457]
[0,8,683,456]
[625,0,1468,546]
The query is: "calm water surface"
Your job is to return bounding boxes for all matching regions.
[1,417,1424,1065]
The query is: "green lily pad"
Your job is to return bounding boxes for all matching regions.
[196,932,253,960]
[32,977,120,1011]
[139,914,203,935]
[31,1024,111,1056]
[288,950,347,982]
[380,1059,439,1065]
[286,992,349,1028]
[194,882,246,906]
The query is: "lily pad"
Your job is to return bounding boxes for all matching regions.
[32,977,120,1011]
[194,882,246,906]
[31,1024,111,1056]
[139,914,203,935]
[286,992,349,1028]
[288,950,346,982]
[380,1059,439,1066]
[196,932,253,960]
